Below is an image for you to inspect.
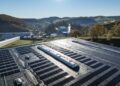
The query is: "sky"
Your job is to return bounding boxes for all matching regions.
[0,0,120,18]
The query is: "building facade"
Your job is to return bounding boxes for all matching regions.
[55,24,71,36]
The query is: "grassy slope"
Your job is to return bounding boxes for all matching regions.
[1,37,68,48]
[1,40,33,48]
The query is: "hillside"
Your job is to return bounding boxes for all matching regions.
[0,14,120,33]
[22,16,120,31]
[0,14,30,32]
[103,20,120,30]
[22,17,60,31]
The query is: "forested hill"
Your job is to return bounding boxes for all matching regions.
[0,14,120,33]
[0,14,30,32]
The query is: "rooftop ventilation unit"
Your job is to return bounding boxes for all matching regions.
[37,46,79,72]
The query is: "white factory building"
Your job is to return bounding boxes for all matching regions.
[51,24,71,37]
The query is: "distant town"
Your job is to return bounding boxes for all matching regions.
[0,14,120,48]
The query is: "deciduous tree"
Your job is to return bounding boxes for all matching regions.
[70,29,81,37]
[89,24,106,40]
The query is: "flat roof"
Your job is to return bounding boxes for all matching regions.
[0,38,120,86]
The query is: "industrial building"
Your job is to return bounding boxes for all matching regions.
[0,38,120,86]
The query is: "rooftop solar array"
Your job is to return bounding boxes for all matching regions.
[46,44,103,69]
[0,49,20,77]
[16,46,32,55]
[1,38,120,86]
[44,40,120,86]
[28,52,75,86]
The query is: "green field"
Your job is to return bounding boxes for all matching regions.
[1,37,67,48]
[1,40,33,48]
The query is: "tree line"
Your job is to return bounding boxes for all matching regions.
[70,21,120,40]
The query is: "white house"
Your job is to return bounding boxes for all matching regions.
[55,24,71,36]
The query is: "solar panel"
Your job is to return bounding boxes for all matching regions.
[1,69,20,77]
[63,52,73,55]
[91,63,103,68]
[0,58,14,62]
[75,56,86,61]
[36,66,58,75]
[16,46,32,55]
[7,66,18,71]
[39,69,62,80]
[28,58,46,65]
[6,63,16,67]
[0,66,18,73]
[33,63,53,71]
[53,76,74,86]
[45,47,74,68]
[70,54,82,58]
[85,60,97,66]
[59,50,68,53]
[70,65,110,86]
[65,53,77,56]
[0,60,15,64]
[30,60,50,68]
[88,68,118,86]
[79,58,91,63]
[0,49,20,76]
[106,74,120,86]
[44,72,68,85]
